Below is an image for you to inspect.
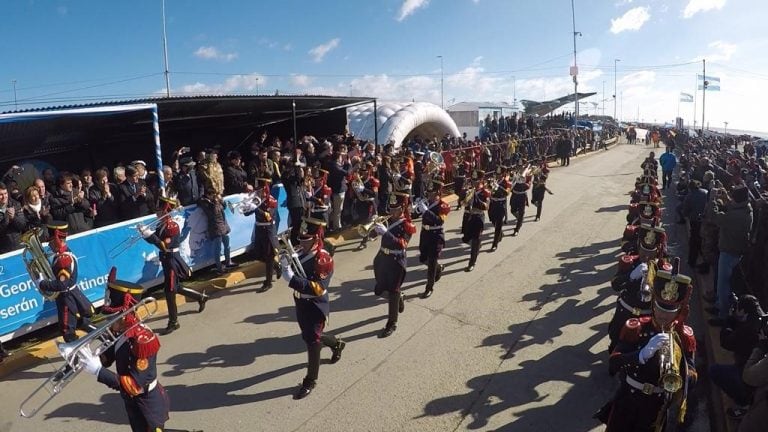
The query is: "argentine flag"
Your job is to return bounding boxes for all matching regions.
[697,74,720,91]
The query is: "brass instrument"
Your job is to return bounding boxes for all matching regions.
[227,192,263,215]
[20,229,58,301]
[461,187,476,208]
[357,215,389,239]
[108,211,178,258]
[658,327,683,394]
[19,297,158,418]
[277,232,307,279]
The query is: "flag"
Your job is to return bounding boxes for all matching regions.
[697,74,721,91]
[680,92,694,102]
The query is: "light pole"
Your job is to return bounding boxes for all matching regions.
[613,58,620,121]
[161,0,171,97]
[437,55,444,109]
[570,0,581,150]
[511,75,517,110]
[602,80,605,117]
[724,121,728,135]
[11,80,18,110]
[255,77,259,96]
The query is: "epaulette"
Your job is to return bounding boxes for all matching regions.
[131,327,161,359]
[619,316,651,343]
[404,220,417,235]
[677,324,696,354]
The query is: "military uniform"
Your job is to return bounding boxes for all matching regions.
[82,269,170,432]
[599,269,697,432]
[373,193,416,338]
[461,171,490,272]
[509,177,530,236]
[621,223,668,262]
[488,173,511,251]
[140,197,207,334]
[418,180,450,298]
[530,173,553,221]
[454,161,469,210]
[244,180,279,291]
[356,168,380,249]
[39,222,95,342]
[628,201,662,227]
[281,219,345,399]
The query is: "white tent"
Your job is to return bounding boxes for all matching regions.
[347,101,460,148]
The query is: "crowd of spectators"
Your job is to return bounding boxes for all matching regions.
[673,132,768,430]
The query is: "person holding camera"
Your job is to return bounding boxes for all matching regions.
[706,184,753,326]
[0,181,26,253]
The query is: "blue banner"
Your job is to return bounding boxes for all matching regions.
[0,186,288,341]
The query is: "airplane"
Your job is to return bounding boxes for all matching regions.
[520,92,598,117]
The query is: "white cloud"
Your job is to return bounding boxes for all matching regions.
[308,38,340,63]
[471,56,483,66]
[396,0,429,22]
[193,46,238,62]
[347,74,439,101]
[683,0,726,18]
[618,70,656,86]
[694,40,737,62]
[178,73,266,94]
[291,74,312,87]
[610,7,651,34]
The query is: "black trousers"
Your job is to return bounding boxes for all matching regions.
[534,201,543,219]
[426,256,442,290]
[492,218,503,247]
[512,208,524,233]
[688,220,702,266]
[165,268,205,324]
[662,170,673,189]
[289,206,304,245]
[469,237,480,266]
[304,334,339,382]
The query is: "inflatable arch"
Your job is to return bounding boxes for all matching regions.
[347,102,460,148]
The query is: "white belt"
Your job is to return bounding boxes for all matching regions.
[136,379,158,395]
[256,222,272,226]
[626,376,663,395]
[380,247,404,255]
[513,190,527,195]
[470,209,485,215]
[161,248,179,253]
[491,197,507,202]
[619,298,651,316]
[422,225,443,231]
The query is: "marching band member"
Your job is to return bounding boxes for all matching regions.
[38,221,95,342]
[417,178,450,298]
[77,268,171,432]
[598,266,697,431]
[244,177,279,292]
[453,158,470,211]
[509,166,531,237]
[372,192,416,338]
[488,166,511,251]
[308,167,332,227]
[461,170,490,272]
[530,172,554,222]
[279,218,346,399]
[355,162,380,250]
[139,197,208,335]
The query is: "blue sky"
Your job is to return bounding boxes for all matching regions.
[1,0,767,133]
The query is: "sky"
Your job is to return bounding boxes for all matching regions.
[1,0,767,133]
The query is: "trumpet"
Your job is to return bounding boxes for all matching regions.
[357,215,389,239]
[227,192,263,215]
[108,212,177,258]
[277,232,306,279]
[19,297,158,418]
[658,326,683,394]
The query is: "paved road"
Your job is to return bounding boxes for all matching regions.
[0,142,708,432]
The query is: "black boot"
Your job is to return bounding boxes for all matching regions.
[435,264,444,282]
[163,321,180,335]
[198,291,209,313]
[379,323,397,338]
[398,293,405,313]
[421,285,434,299]
[293,377,316,400]
[330,340,346,364]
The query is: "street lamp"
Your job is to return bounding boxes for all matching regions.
[570,0,581,151]
[11,80,18,110]
[437,55,444,109]
[724,121,728,135]
[613,58,620,120]
[511,75,518,110]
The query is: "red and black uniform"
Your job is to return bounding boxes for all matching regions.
[454,161,470,210]
[488,177,511,250]
[373,193,416,337]
[308,169,332,228]
[418,185,450,297]
[39,222,94,342]
[244,182,279,291]
[461,175,490,272]
[142,198,206,332]
[96,270,170,431]
[356,171,380,249]
[530,173,553,221]
[509,178,530,236]
[285,222,345,399]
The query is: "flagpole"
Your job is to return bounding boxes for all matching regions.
[702,59,706,134]
[692,75,697,131]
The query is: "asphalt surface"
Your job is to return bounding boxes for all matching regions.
[0,140,711,432]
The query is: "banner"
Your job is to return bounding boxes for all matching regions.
[680,92,694,103]
[0,187,289,342]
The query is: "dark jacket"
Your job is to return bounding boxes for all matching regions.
[223,165,249,196]
[197,195,230,239]
[282,169,305,209]
[21,205,52,241]
[325,161,349,194]
[173,170,204,207]
[0,199,26,253]
[50,189,94,234]
[88,185,120,228]
[681,186,708,220]
[707,199,753,255]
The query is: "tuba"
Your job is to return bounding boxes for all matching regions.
[20,229,58,300]
[19,297,158,418]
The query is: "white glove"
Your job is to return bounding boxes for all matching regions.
[281,262,295,282]
[629,262,648,281]
[393,173,402,181]
[356,184,365,192]
[417,201,429,214]
[373,223,387,235]
[638,333,670,365]
[78,346,102,376]
[137,224,154,239]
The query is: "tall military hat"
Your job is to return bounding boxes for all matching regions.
[638,201,660,222]
[301,216,327,238]
[652,270,692,312]
[390,191,410,209]
[47,221,69,241]
[255,176,273,188]
[158,196,180,213]
[638,223,666,260]
[102,267,143,315]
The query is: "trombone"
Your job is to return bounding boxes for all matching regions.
[108,212,176,258]
[227,192,263,215]
[19,297,158,418]
[277,232,306,279]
